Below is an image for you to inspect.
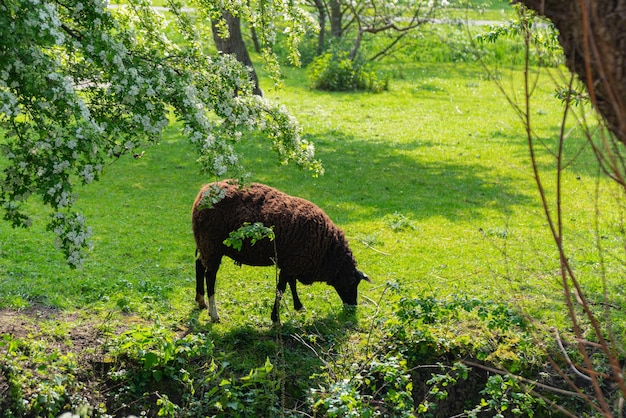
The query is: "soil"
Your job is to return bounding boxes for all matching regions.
[0,305,95,346]
[0,306,125,416]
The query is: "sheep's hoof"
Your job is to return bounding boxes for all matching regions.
[195,294,208,310]
[295,305,306,312]
[210,315,221,323]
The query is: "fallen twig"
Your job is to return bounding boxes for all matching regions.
[359,239,391,256]
[462,360,587,399]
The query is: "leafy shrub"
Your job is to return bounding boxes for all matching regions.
[390,294,532,371]
[383,293,554,416]
[184,357,281,418]
[309,354,414,417]
[466,374,546,417]
[100,323,285,417]
[307,291,553,417]
[0,334,90,417]
[306,51,388,92]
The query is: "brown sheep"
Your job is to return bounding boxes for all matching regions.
[192,180,369,322]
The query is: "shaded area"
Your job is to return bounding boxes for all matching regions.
[240,128,535,224]
[0,305,358,416]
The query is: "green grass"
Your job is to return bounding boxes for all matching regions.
[2,61,624,339]
[0,64,551,314]
[2,53,626,417]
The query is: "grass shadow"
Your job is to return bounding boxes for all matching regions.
[238,128,535,224]
[185,307,360,407]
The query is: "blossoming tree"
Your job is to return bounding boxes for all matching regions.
[0,0,322,266]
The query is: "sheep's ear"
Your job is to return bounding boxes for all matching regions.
[357,270,371,283]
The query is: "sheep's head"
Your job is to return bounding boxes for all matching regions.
[332,269,370,306]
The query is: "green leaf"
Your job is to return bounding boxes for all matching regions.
[143,351,159,370]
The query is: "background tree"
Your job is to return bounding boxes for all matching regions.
[0,0,321,266]
[210,10,263,96]
[304,0,449,92]
[345,0,439,62]
[306,0,445,62]
[306,0,346,54]
[518,0,626,160]
[192,1,263,96]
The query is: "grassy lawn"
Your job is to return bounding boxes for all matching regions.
[1,4,625,415]
[1,63,591,320]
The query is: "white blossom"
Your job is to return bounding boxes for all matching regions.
[0,0,321,266]
[80,165,95,183]
[53,160,71,174]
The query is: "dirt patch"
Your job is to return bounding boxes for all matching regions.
[0,306,104,353]
[0,305,142,416]
[0,305,60,337]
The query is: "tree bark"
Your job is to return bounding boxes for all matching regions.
[517,0,626,144]
[312,0,327,54]
[329,0,343,38]
[211,11,263,96]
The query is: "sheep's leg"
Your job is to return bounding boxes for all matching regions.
[205,262,221,323]
[288,278,304,312]
[272,273,304,323]
[196,253,222,322]
[195,256,208,309]
[271,274,289,323]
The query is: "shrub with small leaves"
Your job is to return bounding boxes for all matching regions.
[309,353,414,417]
[0,334,82,417]
[466,374,546,417]
[306,51,388,92]
[102,322,285,417]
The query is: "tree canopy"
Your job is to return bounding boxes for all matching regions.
[0,0,321,266]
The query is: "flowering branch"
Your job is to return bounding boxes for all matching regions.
[0,0,321,266]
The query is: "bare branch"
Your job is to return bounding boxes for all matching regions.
[462,360,588,400]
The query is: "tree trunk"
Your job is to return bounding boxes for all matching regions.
[249,24,261,54]
[312,0,327,54]
[517,0,626,144]
[329,0,343,38]
[211,11,263,96]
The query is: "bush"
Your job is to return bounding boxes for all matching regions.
[309,354,414,417]
[306,51,388,92]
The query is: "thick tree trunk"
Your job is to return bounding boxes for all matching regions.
[517,0,626,144]
[211,11,263,96]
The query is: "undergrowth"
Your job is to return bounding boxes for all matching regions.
[306,50,389,93]
[0,289,599,417]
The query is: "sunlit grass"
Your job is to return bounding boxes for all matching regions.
[2,60,622,331]
[4,2,626,414]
